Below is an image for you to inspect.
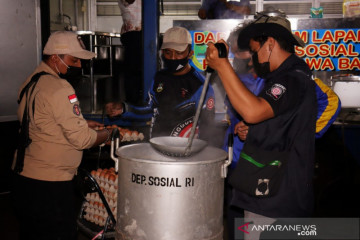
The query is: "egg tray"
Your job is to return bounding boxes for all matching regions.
[76,168,117,239]
[98,125,146,143]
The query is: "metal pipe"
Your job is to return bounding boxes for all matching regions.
[90,34,94,113]
[75,0,78,28]
[143,0,159,103]
[59,0,63,22]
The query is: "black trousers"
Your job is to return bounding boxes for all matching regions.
[11,174,77,240]
[225,171,244,240]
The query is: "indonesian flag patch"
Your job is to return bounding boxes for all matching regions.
[68,94,78,104]
[266,84,286,100]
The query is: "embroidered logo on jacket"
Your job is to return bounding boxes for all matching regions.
[171,117,198,138]
[255,179,269,196]
[73,104,81,116]
[156,83,164,93]
[180,88,189,98]
[266,84,286,100]
[206,97,214,110]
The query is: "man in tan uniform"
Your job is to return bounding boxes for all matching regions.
[12,31,112,240]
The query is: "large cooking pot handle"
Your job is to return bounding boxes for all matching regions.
[221,133,233,178]
[206,42,227,73]
[110,128,120,173]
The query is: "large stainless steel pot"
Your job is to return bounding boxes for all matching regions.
[111,137,232,240]
[331,75,360,108]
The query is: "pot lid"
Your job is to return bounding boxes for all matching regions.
[116,143,227,164]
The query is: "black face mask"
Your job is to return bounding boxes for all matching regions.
[232,58,252,74]
[59,66,83,88]
[162,55,189,73]
[252,52,270,78]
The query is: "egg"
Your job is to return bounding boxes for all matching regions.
[94,194,100,202]
[104,173,110,183]
[109,185,115,193]
[89,207,95,215]
[90,170,96,176]
[85,193,91,201]
[84,201,90,208]
[109,174,116,184]
[103,190,109,199]
[94,214,99,224]
[94,170,101,180]
[103,182,110,191]
[99,171,106,181]
[109,199,116,207]
[113,193,117,201]
[98,218,104,226]
[98,202,105,211]
[95,209,100,216]
[131,130,139,141]
[112,207,116,216]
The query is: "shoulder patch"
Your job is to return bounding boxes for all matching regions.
[206,97,215,110]
[73,104,81,116]
[156,83,164,93]
[68,94,78,104]
[266,84,286,100]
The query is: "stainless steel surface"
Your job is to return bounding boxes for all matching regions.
[75,32,121,113]
[331,75,360,109]
[114,45,124,61]
[115,143,227,240]
[110,137,120,173]
[96,46,109,59]
[149,136,207,157]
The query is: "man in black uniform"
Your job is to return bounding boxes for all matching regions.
[106,26,215,141]
[206,16,317,239]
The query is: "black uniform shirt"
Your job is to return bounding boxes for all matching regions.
[150,68,215,140]
[231,54,317,218]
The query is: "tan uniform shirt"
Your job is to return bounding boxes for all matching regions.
[16,62,97,181]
